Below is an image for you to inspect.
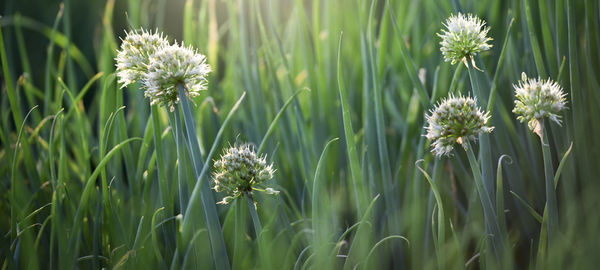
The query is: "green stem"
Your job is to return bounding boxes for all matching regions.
[151,106,170,215]
[233,200,245,269]
[449,63,463,95]
[466,65,483,105]
[179,84,205,169]
[171,107,189,215]
[247,195,262,237]
[467,66,495,206]
[176,86,231,270]
[246,194,270,269]
[539,120,558,247]
[464,141,504,262]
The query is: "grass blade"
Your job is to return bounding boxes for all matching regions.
[540,122,558,247]
[180,93,247,270]
[465,141,504,263]
[337,33,367,216]
[416,159,445,269]
[257,88,307,155]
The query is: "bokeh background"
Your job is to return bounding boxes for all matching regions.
[1,0,600,269]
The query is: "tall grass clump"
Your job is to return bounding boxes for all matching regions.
[1,0,600,269]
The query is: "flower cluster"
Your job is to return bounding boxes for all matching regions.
[513,72,567,131]
[115,29,211,111]
[426,94,494,157]
[144,43,211,110]
[438,13,492,67]
[115,29,168,88]
[212,144,277,204]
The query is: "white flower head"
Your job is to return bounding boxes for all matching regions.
[212,144,277,204]
[115,29,169,88]
[438,13,492,67]
[143,43,211,111]
[426,94,493,157]
[513,72,567,131]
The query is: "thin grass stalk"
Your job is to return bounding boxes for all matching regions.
[55,113,68,269]
[10,106,37,252]
[67,137,141,268]
[58,77,92,178]
[464,140,504,264]
[337,34,366,216]
[42,3,64,118]
[13,16,41,124]
[496,155,510,238]
[151,207,166,264]
[257,89,306,155]
[417,160,445,270]
[366,0,397,238]
[343,195,380,270]
[487,18,514,114]
[1,22,38,184]
[536,0,558,75]
[386,0,430,107]
[236,0,262,139]
[115,86,135,184]
[62,0,76,91]
[311,138,338,269]
[99,107,124,237]
[258,0,315,184]
[524,0,548,78]
[423,158,442,265]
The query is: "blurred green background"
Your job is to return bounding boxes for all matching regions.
[1,0,600,269]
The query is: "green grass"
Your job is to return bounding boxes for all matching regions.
[1,0,600,269]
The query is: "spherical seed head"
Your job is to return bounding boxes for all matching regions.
[426,94,494,157]
[513,72,567,131]
[212,144,277,204]
[115,29,169,88]
[438,13,492,65]
[143,43,211,111]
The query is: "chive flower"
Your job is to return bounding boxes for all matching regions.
[513,72,567,132]
[143,43,211,112]
[426,94,493,157]
[115,29,211,111]
[212,144,277,205]
[115,29,169,88]
[438,13,492,67]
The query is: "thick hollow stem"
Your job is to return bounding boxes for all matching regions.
[151,106,170,215]
[171,107,189,215]
[247,194,262,238]
[539,120,558,247]
[449,63,463,95]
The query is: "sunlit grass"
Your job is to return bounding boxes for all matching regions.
[1,0,599,269]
